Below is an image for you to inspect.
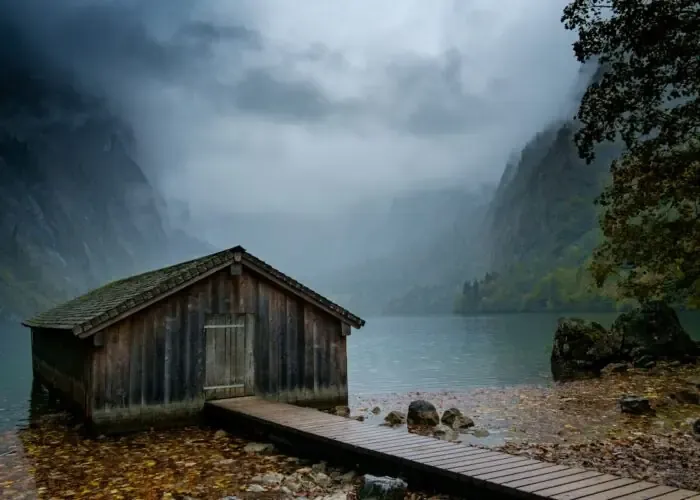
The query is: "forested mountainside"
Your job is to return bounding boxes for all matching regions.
[454,118,626,314]
[0,46,210,325]
[315,185,493,317]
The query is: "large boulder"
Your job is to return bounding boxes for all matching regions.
[407,400,440,426]
[551,317,621,381]
[612,301,698,363]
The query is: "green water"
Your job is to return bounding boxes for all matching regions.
[2,313,700,430]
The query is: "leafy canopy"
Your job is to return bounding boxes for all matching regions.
[562,0,700,305]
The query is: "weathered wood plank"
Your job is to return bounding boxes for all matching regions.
[548,477,639,499]
[245,313,255,395]
[205,398,698,500]
[603,485,677,499]
[648,491,700,500]
[129,316,142,406]
[575,482,662,500]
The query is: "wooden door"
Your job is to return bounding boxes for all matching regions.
[203,313,255,400]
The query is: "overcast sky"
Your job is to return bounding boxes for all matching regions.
[8,0,583,216]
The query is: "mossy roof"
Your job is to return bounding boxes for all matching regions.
[22,245,365,335]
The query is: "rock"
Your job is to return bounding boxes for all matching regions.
[283,477,302,492]
[433,424,458,441]
[352,415,365,422]
[693,418,700,436]
[217,458,235,465]
[671,388,700,405]
[601,362,629,376]
[246,484,266,493]
[372,406,381,414]
[407,400,440,426]
[219,497,238,500]
[619,395,654,415]
[243,442,275,454]
[261,472,285,486]
[384,411,406,426]
[296,467,313,475]
[551,317,621,381]
[470,428,490,438]
[312,462,327,474]
[213,429,228,440]
[440,407,474,430]
[333,406,351,418]
[339,470,356,484]
[280,486,292,495]
[312,472,332,488]
[633,355,656,368]
[322,493,347,500]
[684,377,700,389]
[250,475,263,483]
[613,301,699,362]
[358,474,408,500]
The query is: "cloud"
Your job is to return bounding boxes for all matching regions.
[1,0,583,217]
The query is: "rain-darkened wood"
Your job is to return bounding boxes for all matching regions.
[22,246,365,432]
[207,397,700,500]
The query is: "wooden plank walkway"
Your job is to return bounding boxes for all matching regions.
[206,397,699,500]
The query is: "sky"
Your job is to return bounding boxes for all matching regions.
[4,0,584,217]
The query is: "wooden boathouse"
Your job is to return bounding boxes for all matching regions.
[22,245,365,432]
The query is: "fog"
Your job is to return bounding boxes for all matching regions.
[2,0,585,299]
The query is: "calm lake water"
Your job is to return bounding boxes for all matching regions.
[2,313,700,431]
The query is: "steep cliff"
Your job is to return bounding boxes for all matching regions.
[456,114,625,313]
[0,46,208,324]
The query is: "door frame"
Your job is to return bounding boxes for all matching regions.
[202,313,255,400]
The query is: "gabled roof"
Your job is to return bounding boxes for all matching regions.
[22,246,365,336]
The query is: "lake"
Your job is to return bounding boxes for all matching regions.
[2,313,700,431]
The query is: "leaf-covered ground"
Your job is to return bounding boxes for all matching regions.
[0,420,455,499]
[350,362,700,491]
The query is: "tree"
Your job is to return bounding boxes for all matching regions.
[562,0,700,306]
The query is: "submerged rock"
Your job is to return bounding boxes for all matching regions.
[433,424,458,441]
[333,406,351,418]
[693,418,700,436]
[372,406,381,414]
[407,400,440,426]
[613,301,699,363]
[384,411,406,426]
[213,429,228,440]
[470,428,491,438]
[551,317,620,381]
[358,474,408,500]
[619,395,654,415]
[441,407,474,430]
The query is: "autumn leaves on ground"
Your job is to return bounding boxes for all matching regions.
[0,363,698,499]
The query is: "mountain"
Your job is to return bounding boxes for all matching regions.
[0,44,210,325]
[455,91,627,313]
[311,185,493,316]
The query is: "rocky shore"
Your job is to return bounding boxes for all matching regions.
[350,361,700,492]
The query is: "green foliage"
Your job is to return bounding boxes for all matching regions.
[562,0,700,306]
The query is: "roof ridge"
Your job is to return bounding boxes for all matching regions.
[22,245,365,334]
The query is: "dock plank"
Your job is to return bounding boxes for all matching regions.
[205,397,698,500]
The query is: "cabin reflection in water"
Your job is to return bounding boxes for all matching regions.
[22,246,365,434]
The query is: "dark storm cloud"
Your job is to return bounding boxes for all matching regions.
[0,0,585,214]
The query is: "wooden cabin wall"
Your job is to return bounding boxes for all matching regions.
[90,265,349,430]
[239,269,348,408]
[31,328,91,413]
[90,269,237,429]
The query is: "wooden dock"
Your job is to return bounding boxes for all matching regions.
[205,397,700,500]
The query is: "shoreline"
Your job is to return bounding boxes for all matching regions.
[1,363,699,498]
